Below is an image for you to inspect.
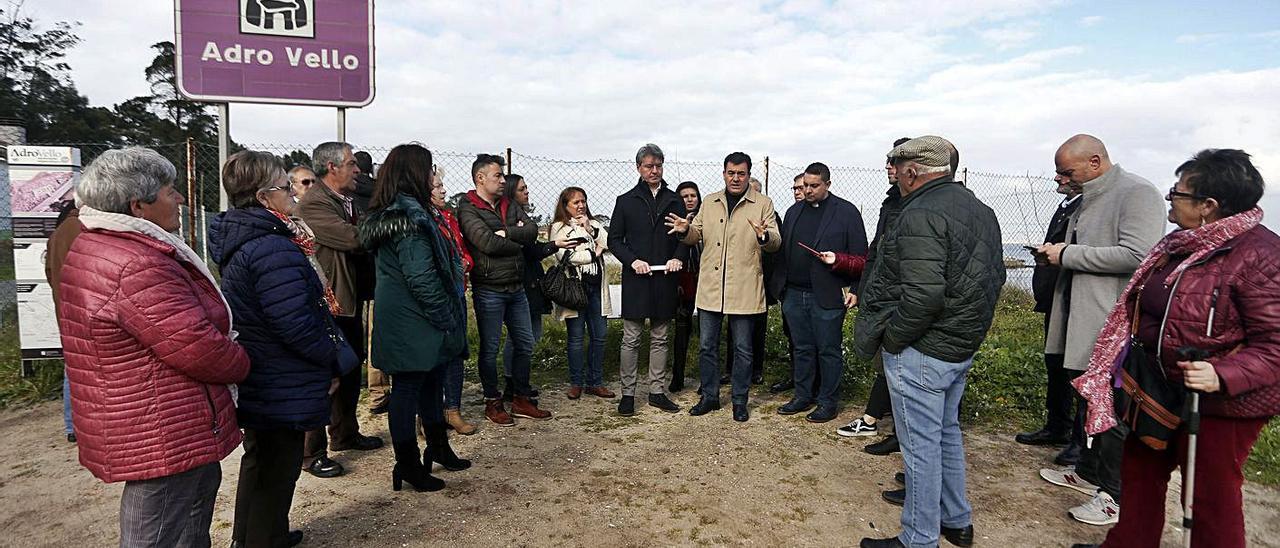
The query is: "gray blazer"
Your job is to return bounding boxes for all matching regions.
[1044,164,1166,370]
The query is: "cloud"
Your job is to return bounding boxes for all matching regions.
[1079,15,1104,27]
[979,23,1040,50]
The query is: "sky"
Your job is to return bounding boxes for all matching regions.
[27,0,1280,226]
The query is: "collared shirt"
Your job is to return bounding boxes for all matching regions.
[338,192,355,221]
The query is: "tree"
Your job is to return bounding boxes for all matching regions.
[280,149,312,169]
[0,4,115,142]
[142,41,216,142]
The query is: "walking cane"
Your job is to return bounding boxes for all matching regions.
[1178,346,1210,548]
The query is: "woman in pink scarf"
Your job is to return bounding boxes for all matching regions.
[1071,149,1280,548]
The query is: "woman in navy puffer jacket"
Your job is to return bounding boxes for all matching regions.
[209,150,358,548]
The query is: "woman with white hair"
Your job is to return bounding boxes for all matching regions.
[58,146,250,547]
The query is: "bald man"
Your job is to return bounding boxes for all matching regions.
[1034,134,1165,527]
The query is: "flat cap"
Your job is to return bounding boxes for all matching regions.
[887,135,956,170]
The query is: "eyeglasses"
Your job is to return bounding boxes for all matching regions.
[792,185,804,191]
[1166,186,1206,201]
[262,185,296,196]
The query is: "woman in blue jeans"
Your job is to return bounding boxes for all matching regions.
[549,187,615,399]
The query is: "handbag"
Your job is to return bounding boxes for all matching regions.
[539,250,588,311]
[1113,289,1184,451]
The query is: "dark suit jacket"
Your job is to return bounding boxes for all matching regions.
[1031,196,1081,313]
[769,193,868,310]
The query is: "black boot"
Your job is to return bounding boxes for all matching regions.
[392,441,444,492]
[424,423,471,472]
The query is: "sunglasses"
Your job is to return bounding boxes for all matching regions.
[296,178,316,186]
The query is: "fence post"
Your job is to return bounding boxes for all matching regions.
[506,147,513,174]
[185,137,196,250]
[764,156,770,194]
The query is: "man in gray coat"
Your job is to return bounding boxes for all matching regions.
[1034,134,1166,527]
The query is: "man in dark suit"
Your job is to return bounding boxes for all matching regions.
[608,143,688,416]
[771,162,868,422]
[1015,175,1082,458]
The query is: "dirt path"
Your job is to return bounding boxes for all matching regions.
[1,386,1277,547]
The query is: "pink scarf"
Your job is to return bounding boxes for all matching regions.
[1073,207,1263,435]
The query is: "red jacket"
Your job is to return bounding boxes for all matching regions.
[1146,225,1280,418]
[59,229,250,482]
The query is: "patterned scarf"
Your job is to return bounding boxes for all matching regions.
[268,208,343,316]
[1073,206,1263,435]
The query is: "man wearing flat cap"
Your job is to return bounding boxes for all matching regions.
[854,136,1004,548]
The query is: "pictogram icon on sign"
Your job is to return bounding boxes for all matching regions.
[241,0,314,39]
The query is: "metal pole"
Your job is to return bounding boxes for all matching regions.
[185,137,196,248]
[217,103,230,211]
[506,147,512,174]
[764,156,770,195]
[337,107,347,142]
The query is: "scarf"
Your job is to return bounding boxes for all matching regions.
[269,209,343,316]
[1073,206,1263,435]
[78,206,235,335]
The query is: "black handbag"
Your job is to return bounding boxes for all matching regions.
[539,250,588,311]
[1113,291,1184,451]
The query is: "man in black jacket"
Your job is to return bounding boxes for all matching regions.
[856,136,1002,548]
[1015,176,1082,457]
[456,154,551,426]
[608,144,687,416]
[771,162,867,423]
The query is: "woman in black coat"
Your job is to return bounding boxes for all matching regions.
[670,181,702,392]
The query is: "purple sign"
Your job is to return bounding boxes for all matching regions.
[175,0,375,107]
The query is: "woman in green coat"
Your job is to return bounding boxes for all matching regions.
[358,143,469,492]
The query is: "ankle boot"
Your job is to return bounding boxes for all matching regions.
[510,395,552,420]
[391,441,443,492]
[424,422,472,471]
[444,408,477,435]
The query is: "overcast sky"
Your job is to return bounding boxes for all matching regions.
[28,0,1280,225]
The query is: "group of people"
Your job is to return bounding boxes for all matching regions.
[46,131,1279,548]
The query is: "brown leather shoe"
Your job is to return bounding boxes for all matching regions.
[566,386,583,399]
[484,398,515,427]
[444,408,477,435]
[510,396,552,420]
[584,386,616,398]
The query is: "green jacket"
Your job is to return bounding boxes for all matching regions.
[358,194,466,373]
[854,177,1005,362]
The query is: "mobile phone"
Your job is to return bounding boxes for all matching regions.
[570,236,591,244]
[1022,245,1040,252]
[796,241,822,257]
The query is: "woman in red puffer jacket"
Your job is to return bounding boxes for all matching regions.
[58,147,249,548]
[1071,149,1280,548]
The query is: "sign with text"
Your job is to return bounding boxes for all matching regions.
[174,0,375,107]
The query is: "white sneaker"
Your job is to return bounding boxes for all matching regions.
[836,417,879,437]
[1069,491,1120,526]
[1039,467,1100,496]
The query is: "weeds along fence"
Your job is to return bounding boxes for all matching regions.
[35,141,1062,285]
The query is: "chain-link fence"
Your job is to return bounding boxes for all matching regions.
[30,141,1060,289]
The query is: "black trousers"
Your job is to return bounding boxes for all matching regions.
[304,313,365,463]
[1042,315,1076,435]
[233,428,305,548]
[672,300,695,375]
[1076,418,1127,501]
[864,371,892,419]
[389,368,445,445]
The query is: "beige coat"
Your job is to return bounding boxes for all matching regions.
[549,220,613,321]
[681,188,781,314]
[297,183,361,317]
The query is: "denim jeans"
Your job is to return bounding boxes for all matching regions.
[443,312,469,410]
[474,287,534,399]
[63,370,74,434]
[566,280,606,388]
[503,303,544,380]
[781,290,846,408]
[388,368,445,445]
[697,309,754,404]
[883,346,973,548]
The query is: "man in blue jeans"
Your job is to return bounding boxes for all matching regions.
[456,154,551,426]
[770,162,867,423]
[853,136,1004,548]
[665,152,780,422]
